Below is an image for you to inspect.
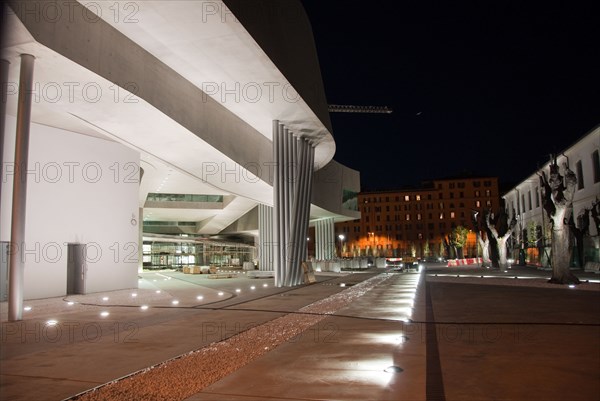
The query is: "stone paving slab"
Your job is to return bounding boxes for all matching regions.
[1,266,599,401]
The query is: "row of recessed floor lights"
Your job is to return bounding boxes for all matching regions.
[430,274,594,288]
[23,283,272,321]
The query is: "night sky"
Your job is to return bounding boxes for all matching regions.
[300,1,600,192]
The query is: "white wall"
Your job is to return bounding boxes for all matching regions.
[504,126,600,238]
[2,116,140,299]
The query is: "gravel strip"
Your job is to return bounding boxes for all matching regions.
[71,274,393,401]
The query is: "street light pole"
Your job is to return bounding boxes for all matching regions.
[338,234,345,258]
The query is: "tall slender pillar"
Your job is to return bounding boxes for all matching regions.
[9,54,35,322]
[273,120,315,287]
[0,59,9,205]
[316,217,335,260]
[258,204,274,271]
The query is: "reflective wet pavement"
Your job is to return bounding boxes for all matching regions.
[1,265,598,400]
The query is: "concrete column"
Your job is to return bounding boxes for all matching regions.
[258,204,274,271]
[273,121,314,287]
[138,207,144,274]
[316,217,335,260]
[273,121,282,282]
[9,54,35,322]
[0,59,9,205]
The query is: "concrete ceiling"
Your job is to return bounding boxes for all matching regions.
[1,1,347,237]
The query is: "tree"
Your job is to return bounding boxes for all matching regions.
[485,205,516,269]
[591,198,600,235]
[568,208,590,268]
[526,220,540,248]
[449,226,469,259]
[539,156,580,284]
[472,210,492,267]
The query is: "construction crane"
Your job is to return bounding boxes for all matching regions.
[328,104,393,114]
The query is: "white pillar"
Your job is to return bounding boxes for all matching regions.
[316,217,335,260]
[258,204,274,271]
[9,54,35,322]
[273,121,314,287]
[0,59,9,205]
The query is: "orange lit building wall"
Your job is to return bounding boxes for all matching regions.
[335,177,500,258]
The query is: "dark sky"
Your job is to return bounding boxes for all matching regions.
[300,0,600,192]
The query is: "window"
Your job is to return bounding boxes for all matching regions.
[386,206,390,212]
[366,216,370,222]
[528,191,532,211]
[484,180,492,187]
[475,190,480,197]
[476,200,481,208]
[417,213,422,220]
[439,193,444,199]
[473,181,481,188]
[439,202,444,209]
[404,195,410,201]
[416,195,421,201]
[439,213,444,220]
[521,194,525,214]
[593,150,600,183]
[405,214,411,221]
[449,183,456,189]
[576,160,584,189]
[486,200,492,207]
[535,187,540,208]
[428,223,434,230]
[427,194,432,200]
[458,182,465,189]
[450,212,455,218]
[450,192,455,199]
[485,189,491,197]
[459,191,464,198]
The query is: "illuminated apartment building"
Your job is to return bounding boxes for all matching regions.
[335,177,501,258]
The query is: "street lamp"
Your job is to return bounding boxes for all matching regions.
[338,234,345,258]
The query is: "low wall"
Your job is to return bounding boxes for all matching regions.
[447,258,482,267]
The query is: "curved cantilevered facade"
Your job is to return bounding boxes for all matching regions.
[0,0,359,319]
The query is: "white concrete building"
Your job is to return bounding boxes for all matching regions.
[503,125,600,268]
[0,0,360,318]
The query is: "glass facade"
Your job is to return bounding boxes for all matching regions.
[142,239,255,270]
[146,193,224,203]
